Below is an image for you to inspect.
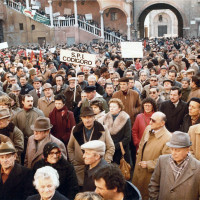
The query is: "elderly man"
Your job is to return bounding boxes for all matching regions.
[37,83,55,117]
[88,74,105,95]
[67,106,115,186]
[81,140,107,192]
[112,77,141,125]
[25,116,67,168]
[141,75,164,100]
[0,108,23,160]
[180,97,200,132]
[0,141,34,200]
[81,85,108,113]
[28,77,44,107]
[132,111,171,200]
[94,164,141,200]
[149,131,200,200]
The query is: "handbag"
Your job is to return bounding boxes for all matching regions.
[119,142,131,180]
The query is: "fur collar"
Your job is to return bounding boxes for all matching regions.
[73,121,105,146]
[0,122,15,137]
[103,111,129,135]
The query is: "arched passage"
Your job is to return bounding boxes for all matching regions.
[0,20,3,42]
[138,3,183,38]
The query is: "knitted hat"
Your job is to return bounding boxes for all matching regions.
[43,142,60,159]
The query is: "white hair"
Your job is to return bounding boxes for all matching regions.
[33,166,59,189]
[88,75,97,82]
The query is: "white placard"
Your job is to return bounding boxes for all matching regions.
[45,7,50,15]
[32,6,39,10]
[0,42,8,50]
[85,13,92,21]
[49,48,56,53]
[121,42,143,58]
[53,12,60,18]
[190,20,196,25]
[58,16,65,20]
[32,10,36,15]
[60,49,96,67]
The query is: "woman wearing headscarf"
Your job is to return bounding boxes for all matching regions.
[33,142,79,200]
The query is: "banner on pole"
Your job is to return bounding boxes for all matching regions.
[60,49,96,67]
[121,42,143,58]
[0,42,8,50]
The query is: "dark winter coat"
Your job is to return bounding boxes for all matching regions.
[160,100,188,132]
[0,163,34,200]
[33,157,79,200]
[26,191,69,200]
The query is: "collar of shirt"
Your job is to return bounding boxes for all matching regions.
[1,166,13,176]
[173,100,179,107]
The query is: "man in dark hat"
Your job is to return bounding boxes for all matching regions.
[160,86,188,132]
[0,141,34,200]
[24,116,67,168]
[67,106,115,187]
[149,131,200,200]
[112,77,141,125]
[81,85,108,113]
[28,77,44,107]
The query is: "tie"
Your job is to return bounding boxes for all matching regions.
[37,90,40,98]
[149,129,155,134]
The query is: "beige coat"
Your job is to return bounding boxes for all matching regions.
[37,96,55,117]
[149,155,200,200]
[67,121,115,186]
[24,134,67,168]
[189,124,200,160]
[132,125,172,200]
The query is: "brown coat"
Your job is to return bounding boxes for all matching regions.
[149,155,200,200]
[189,124,200,160]
[187,87,200,102]
[67,121,115,186]
[38,69,51,81]
[112,89,141,124]
[132,125,172,200]
[24,134,67,168]
[37,96,55,117]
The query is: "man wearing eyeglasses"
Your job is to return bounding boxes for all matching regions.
[141,75,164,100]
[24,116,67,168]
[132,111,171,200]
[149,87,164,110]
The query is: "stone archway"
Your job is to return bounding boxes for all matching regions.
[0,20,3,43]
[138,3,184,38]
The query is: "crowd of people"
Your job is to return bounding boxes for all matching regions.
[0,37,200,200]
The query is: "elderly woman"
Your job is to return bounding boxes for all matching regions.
[75,192,103,200]
[33,142,79,200]
[103,98,131,165]
[90,99,106,124]
[26,166,69,200]
[132,98,157,151]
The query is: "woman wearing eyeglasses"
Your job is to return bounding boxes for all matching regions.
[33,142,79,200]
[132,98,157,151]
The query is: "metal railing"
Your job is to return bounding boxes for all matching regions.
[6,0,125,42]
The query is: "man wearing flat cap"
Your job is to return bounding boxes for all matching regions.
[28,77,44,107]
[149,131,200,200]
[37,83,55,117]
[81,140,108,192]
[112,76,141,125]
[0,141,34,200]
[24,116,67,168]
[68,106,114,187]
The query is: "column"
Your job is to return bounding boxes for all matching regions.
[73,0,78,27]
[26,0,29,9]
[48,0,53,27]
[127,17,131,41]
[100,11,104,39]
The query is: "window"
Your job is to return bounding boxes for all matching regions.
[31,25,35,30]
[111,12,117,21]
[19,23,23,30]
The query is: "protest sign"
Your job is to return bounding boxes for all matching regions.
[0,42,8,50]
[121,42,143,58]
[60,49,96,67]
